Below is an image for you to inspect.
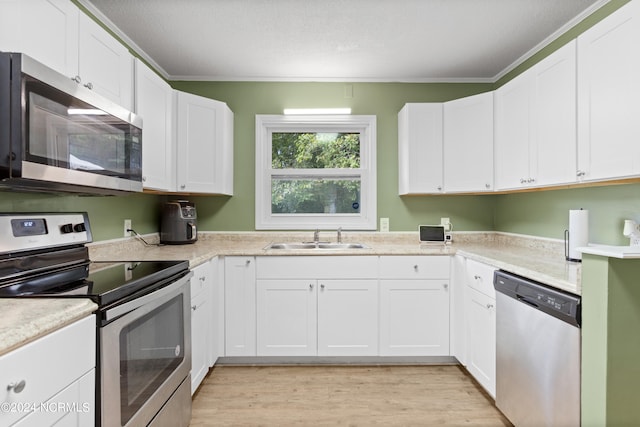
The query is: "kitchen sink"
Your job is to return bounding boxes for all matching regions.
[264,242,369,250]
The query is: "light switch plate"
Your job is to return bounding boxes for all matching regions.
[380,217,390,232]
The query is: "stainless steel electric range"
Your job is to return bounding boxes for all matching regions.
[0,212,193,427]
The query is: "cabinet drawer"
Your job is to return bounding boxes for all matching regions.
[379,256,450,279]
[256,256,378,279]
[0,315,95,426]
[466,258,497,298]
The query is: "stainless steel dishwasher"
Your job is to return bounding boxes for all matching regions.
[494,270,581,427]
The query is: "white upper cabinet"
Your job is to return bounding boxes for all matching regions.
[495,41,577,190]
[78,12,134,110]
[398,103,444,194]
[176,91,234,194]
[0,0,79,77]
[577,0,640,182]
[443,92,494,193]
[134,59,175,191]
[0,0,133,111]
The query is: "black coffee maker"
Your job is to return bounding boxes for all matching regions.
[160,200,197,244]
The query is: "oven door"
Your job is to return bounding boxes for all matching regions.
[100,272,192,427]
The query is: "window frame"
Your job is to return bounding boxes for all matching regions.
[255,114,377,230]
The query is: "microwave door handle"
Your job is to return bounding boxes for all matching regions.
[104,271,193,322]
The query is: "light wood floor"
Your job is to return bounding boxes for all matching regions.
[190,365,512,426]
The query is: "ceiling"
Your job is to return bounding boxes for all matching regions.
[80,0,607,82]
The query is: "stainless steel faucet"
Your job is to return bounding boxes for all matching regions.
[337,227,342,243]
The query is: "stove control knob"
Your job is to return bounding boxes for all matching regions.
[60,223,74,234]
[73,223,87,232]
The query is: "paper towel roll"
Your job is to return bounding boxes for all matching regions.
[566,209,589,261]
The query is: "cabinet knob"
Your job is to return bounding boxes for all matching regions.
[192,305,197,311]
[71,75,81,83]
[245,259,251,266]
[7,380,26,394]
[309,284,314,290]
[437,186,442,191]
[485,183,491,189]
[577,170,586,177]
[142,176,147,182]
[199,276,206,282]
[84,82,93,90]
[443,283,448,290]
[413,265,419,272]
[486,303,494,309]
[520,178,526,184]
[320,284,325,290]
[528,177,536,183]
[180,184,186,189]
[474,275,481,280]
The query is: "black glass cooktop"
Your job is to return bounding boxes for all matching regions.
[0,260,189,307]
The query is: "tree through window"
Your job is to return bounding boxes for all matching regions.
[256,115,377,230]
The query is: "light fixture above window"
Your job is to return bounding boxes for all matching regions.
[283,108,352,115]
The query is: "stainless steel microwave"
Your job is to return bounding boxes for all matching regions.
[0,52,143,195]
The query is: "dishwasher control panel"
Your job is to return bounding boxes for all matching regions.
[494,270,581,327]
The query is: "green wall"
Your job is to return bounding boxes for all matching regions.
[0,0,635,242]
[172,81,494,232]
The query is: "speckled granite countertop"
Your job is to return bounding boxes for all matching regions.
[0,299,97,357]
[89,231,581,295]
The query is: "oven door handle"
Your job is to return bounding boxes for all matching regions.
[104,271,193,322]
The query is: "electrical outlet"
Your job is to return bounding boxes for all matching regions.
[440,217,450,226]
[380,217,390,232]
[124,219,132,237]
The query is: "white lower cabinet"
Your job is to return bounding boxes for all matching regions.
[190,260,213,394]
[463,258,497,397]
[255,256,378,357]
[379,256,450,356]
[224,256,256,356]
[0,315,95,427]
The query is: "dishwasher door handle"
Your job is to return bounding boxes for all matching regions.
[517,294,539,308]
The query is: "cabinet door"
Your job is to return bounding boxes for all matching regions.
[577,0,640,182]
[78,13,133,110]
[398,103,443,194]
[190,291,208,394]
[176,91,234,194]
[257,279,317,356]
[317,280,378,356]
[444,92,494,193]
[0,0,79,78]
[495,71,534,190]
[190,261,212,394]
[379,279,450,356]
[466,287,496,398]
[534,41,577,187]
[224,257,256,356]
[135,59,175,191]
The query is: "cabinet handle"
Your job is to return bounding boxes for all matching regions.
[437,186,442,191]
[528,177,536,183]
[142,176,147,182]
[577,170,586,177]
[245,259,251,266]
[84,82,93,90]
[180,184,186,189]
[413,265,419,272]
[486,303,494,309]
[7,380,26,394]
[71,75,81,83]
[485,183,491,189]
[309,284,314,290]
[192,305,197,311]
[443,283,448,290]
[474,275,481,280]
[320,284,325,290]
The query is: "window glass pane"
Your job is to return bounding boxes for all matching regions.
[272,132,360,169]
[271,178,361,214]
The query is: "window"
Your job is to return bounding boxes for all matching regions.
[256,115,376,230]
